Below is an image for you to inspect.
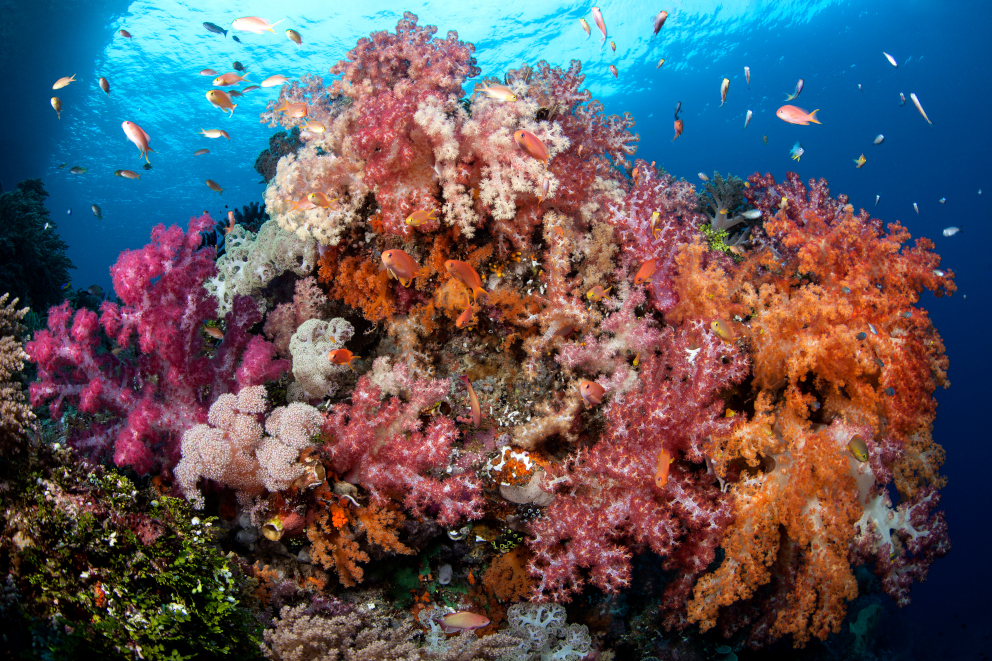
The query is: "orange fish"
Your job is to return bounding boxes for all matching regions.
[776,105,821,125]
[586,285,611,302]
[286,196,317,212]
[207,89,237,116]
[456,304,479,329]
[578,380,605,406]
[405,209,437,227]
[655,448,672,488]
[672,118,684,141]
[609,64,619,79]
[445,260,487,304]
[202,325,224,340]
[121,121,155,164]
[591,7,608,45]
[513,130,549,167]
[274,101,308,118]
[460,376,482,427]
[212,71,249,86]
[634,258,657,285]
[53,74,77,90]
[206,179,224,194]
[225,211,236,234]
[328,349,360,370]
[381,249,420,287]
[441,611,489,633]
[261,74,289,88]
[307,192,337,208]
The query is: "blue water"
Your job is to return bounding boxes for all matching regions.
[3,0,990,657]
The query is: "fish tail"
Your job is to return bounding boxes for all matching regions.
[784,92,795,101]
[473,288,488,305]
[808,109,821,124]
[223,29,228,37]
[348,356,360,370]
[268,18,285,32]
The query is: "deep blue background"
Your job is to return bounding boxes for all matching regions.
[2,0,988,657]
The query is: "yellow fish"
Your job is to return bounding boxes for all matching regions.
[586,285,611,302]
[206,179,225,194]
[405,209,437,227]
[52,74,76,90]
[854,153,867,169]
[206,89,237,116]
[847,435,869,462]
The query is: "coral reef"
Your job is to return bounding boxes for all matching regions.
[0,179,75,311]
[17,13,956,658]
[0,293,34,455]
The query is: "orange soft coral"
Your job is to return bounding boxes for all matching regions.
[325,255,396,322]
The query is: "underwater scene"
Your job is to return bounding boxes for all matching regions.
[1,0,990,659]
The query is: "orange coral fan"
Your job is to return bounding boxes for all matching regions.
[354,501,414,556]
[481,547,536,603]
[324,255,396,322]
[307,509,370,587]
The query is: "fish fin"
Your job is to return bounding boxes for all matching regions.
[223,29,228,37]
[267,19,285,32]
[473,288,489,305]
[784,92,794,100]
[808,109,821,124]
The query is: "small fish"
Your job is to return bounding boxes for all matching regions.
[302,120,326,133]
[841,286,851,294]
[719,78,730,106]
[674,101,681,118]
[405,209,437,227]
[261,74,289,88]
[875,194,880,207]
[286,196,316,212]
[874,134,885,145]
[910,93,933,128]
[473,81,517,102]
[586,285,611,302]
[91,204,101,219]
[847,435,869,462]
[286,29,302,49]
[206,179,225,194]
[59,163,66,169]
[537,174,551,204]
[634,258,656,285]
[779,196,789,210]
[785,78,804,101]
[232,61,245,72]
[242,85,260,92]
[744,109,753,130]
[513,130,549,167]
[932,269,945,277]
[710,319,734,342]
[858,83,863,93]
[744,66,750,88]
[119,29,132,39]
[742,209,762,219]
[200,68,218,76]
[213,71,250,86]
[51,97,62,119]
[591,7,608,45]
[856,332,867,340]
[203,22,228,37]
[459,376,482,426]
[225,211,236,234]
[207,89,237,116]
[307,192,337,208]
[776,105,821,125]
[441,611,489,634]
[203,325,224,340]
[790,141,804,161]
[142,163,152,171]
[381,249,421,287]
[579,18,591,38]
[232,16,284,34]
[232,35,241,43]
[115,169,140,179]
[456,304,479,329]
[200,128,230,139]
[610,40,616,53]
[913,202,919,214]
[698,172,709,182]
[121,120,155,163]
[61,282,71,290]
[655,448,673,488]
[99,77,110,96]
[578,380,605,406]
[854,153,866,168]
[672,118,683,141]
[942,226,961,237]
[884,387,895,396]
[53,74,77,90]
[869,323,877,335]
[44,222,50,229]
[899,92,906,106]
[609,64,618,79]
[656,57,666,69]
[883,52,898,68]
[445,260,488,303]
[939,197,946,204]
[652,10,668,36]
[763,135,768,144]
[69,166,87,174]
[328,349,360,370]
[193,148,210,157]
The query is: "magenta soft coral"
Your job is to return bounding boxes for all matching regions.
[606,160,708,313]
[26,214,287,474]
[527,321,747,620]
[320,368,483,526]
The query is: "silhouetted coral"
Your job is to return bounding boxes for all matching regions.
[255,127,304,183]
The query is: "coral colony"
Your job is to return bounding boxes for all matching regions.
[14,13,952,658]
